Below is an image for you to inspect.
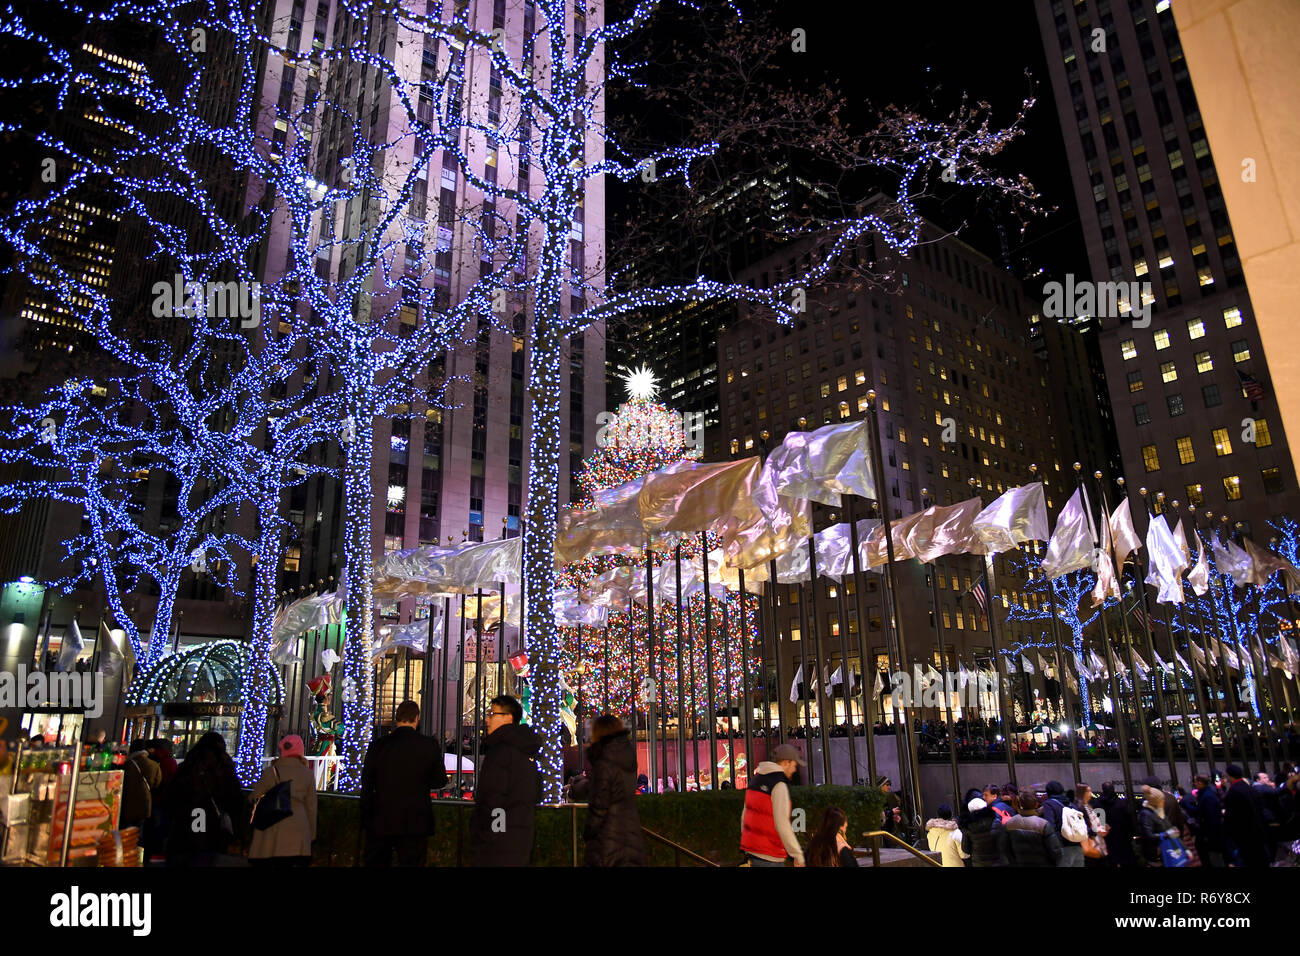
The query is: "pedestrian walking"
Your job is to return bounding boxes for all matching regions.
[360,700,448,866]
[740,742,806,867]
[164,732,243,867]
[1189,773,1225,867]
[1137,784,1189,867]
[120,739,160,833]
[582,715,646,867]
[1222,764,1270,867]
[249,735,317,866]
[1059,783,1106,867]
[925,804,969,867]
[806,807,858,867]
[469,695,541,866]
[1041,781,1067,835]
[997,789,1063,866]
[1092,781,1138,867]
[878,775,902,835]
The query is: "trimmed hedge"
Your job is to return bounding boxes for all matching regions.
[307,784,885,867]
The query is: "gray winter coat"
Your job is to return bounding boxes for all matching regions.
[249,757,317,860]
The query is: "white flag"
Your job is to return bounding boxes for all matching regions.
[790,665,803,704]
[56,619,86,672]
[971,482,1050,553]
[1020,653,1035,675]
[1042,488,1096,579]
[874,670,884,698]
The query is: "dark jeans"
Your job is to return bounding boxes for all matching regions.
[364,834,429,867]
[745,854,786,867]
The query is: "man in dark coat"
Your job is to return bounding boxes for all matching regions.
[1092,782,1138,866]
[583,715,646,866]
[470,695,541,866]
[1041,781,1067,834]
[1222,764,1270,867]
[1190,773,1225,867]
[360,699,448,866]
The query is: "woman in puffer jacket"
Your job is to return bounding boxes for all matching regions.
[925,804,970,866]
[961,795,1004,867]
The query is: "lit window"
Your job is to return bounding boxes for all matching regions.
[837,375,848,392]
[1154,330,1171,350]
[1186,317,1205,339]
[855,369,866,385]
[882,398,890,411]
[1160,361,1177,383]
[1262,467,1284,494]
[858,396,869,413]
[1231,340,1251,363]
[1121,339,1137,360]
[1223,306,1243,328]
[1184,483,1204,506]
[1222,475,1241,501]
[1195,351,1214,373]
[1254,419,1272,448]
[820,383,831,398]
[838,402,850,420]
[744,437,754,450]
[1142,444,1160,472]
[1212,427,1232,457]
[730,438,739,455]
[1127,370,1143,393]
[1176,435,1196,465]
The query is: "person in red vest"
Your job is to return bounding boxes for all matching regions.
[740,743,806,867]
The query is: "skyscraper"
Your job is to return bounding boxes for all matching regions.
[1033,0,1300,534]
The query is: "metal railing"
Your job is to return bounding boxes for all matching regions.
[859,829,942,867]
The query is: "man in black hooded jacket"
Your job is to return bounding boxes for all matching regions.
[470,695,541,866]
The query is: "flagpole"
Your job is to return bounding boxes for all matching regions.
[1171,570,1217,777]
[793,566,817,783]
[700,532,719,789]
[758,430,788,750]
[644,544,658,794]
[1265,536,1298,725]
[438,596,451,751]
[674,543,687,789]
[1186,512,1233,769]
[866,391,923,832]
[1231,521,1284,768]
[1199,513,1252,774]
[1032,461,1082,785]
[1154,501,1201,779]
[1116,484,1172,784]
[718,564,736,787]
[971,478,1017,789]
[1091,476,1157,779]
[829,538,859,786]
[805,525,833,785]
[737,568,756,788]
[455,593,467,797]
[1215,513,1268,771]
[921,489,961,814]
[844,494,877,786]
[1071,464,1136,804]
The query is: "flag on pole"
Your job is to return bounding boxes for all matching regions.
[1037,652,1052,677]
[55,619,85,672]
[873,670,884,698]
[1132,650,1150,682]
[1188,528,1211,596]
[1042,488,1096,579]
[1237,368,1266,402]
[1020,654,1035,675]
[1110,498,1143,568]
[967,579,988,622]
[829,666,843,688]
[790,665,803,704]
[1005,655,1018,674]
[1128,598,1150,633]
[1173,649,1193,676]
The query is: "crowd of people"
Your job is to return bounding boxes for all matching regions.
[917,767,1300,867]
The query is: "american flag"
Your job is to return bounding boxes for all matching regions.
[1238,369,1266,403]
[968,579,988,618]
[1127,595,1152,633]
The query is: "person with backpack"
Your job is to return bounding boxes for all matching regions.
[1093,781,1138,867]
[984,784,1014,825]
[1138,785,1190,867]
[1059,783,1107,866]
[582,715,646,867]
[1041,781,1067,836]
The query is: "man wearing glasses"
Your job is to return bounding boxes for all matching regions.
[469,695,542,866]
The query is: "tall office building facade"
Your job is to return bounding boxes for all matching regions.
[713,225,1080,731]
[257,0,605,632]
[1033,0,1300,533]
